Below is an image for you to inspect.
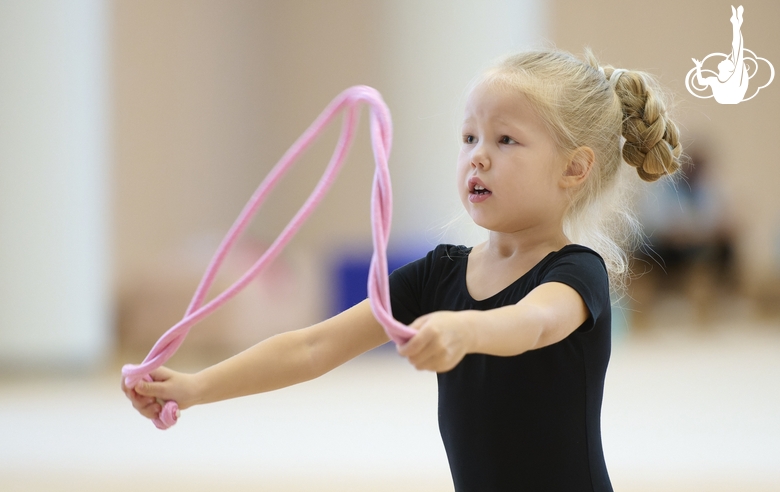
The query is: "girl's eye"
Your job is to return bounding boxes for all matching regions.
[463,135,476,144]
[500,136,517,145]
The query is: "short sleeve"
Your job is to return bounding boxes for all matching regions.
[539,249,610,333]
[388,244,459,326]
[388,258,424,326]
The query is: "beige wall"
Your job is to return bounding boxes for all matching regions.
[114,1,381,287]
[550,0,780,292]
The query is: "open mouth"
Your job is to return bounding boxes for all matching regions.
[468,177,492,195]
[471,184,491,195]
[468,178,492,203]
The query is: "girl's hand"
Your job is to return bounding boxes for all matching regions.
[121,366,200,420]
[397,310,478,372]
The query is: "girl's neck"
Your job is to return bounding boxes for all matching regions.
[465,226,570,301]
[480,225,570,260]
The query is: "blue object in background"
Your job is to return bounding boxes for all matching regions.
[332,251,421,316]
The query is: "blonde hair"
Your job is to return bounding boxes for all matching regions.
[476,48,682,291]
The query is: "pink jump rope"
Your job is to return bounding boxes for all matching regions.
[122,86,417,429]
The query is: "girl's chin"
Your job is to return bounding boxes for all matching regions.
[465,212,496,230]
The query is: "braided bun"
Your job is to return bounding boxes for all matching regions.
[610,69,682,182]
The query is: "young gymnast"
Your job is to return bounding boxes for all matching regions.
[123,48,681,491]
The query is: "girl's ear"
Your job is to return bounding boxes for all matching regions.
[560,147,594,188]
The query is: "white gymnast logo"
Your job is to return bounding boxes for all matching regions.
[685,5,774,104]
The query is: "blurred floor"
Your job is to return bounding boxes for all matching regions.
[602,319,780,491]
[1,320,779,492]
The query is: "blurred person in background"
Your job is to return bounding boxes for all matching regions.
[631,141,737,327]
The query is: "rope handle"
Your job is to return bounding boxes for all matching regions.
[122,86,415,429]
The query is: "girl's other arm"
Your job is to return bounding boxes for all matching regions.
[472,282,589,354]
[398,282,588,372]
[124,299,389,419]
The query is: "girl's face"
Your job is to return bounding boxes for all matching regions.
[457,82,570,235]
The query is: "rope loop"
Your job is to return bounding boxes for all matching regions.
[122,86,414,429]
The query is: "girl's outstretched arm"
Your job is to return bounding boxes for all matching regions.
[398,282,588,372]
[123,299,390,420]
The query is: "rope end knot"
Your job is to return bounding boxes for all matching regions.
[153,402,180,430]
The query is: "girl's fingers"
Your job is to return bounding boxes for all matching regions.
[408,350,439,371]
[125,386,161,420]
[135,378,165,399]
[138,401,161,420]
[130,392,155,408]
[122,377,154,405]
[401,331,444,370]
[398,329,429,357]
[121,366,180,420]
[399,317,433,357]
[148,366,173,381]
[134,366,177,399]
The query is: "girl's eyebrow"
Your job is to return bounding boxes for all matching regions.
[492,120,529,138]
[460,114,535,138]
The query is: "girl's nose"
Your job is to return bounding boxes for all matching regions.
[471,145,490,170]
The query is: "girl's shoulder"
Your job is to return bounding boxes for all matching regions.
[534,244,611,313]
[422,243,606,276]
[535,243,608,276]
[391,244,469,283]
[430,243,471,261]
[549,243,605,261]
[419,243,608,286]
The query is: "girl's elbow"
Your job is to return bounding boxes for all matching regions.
[529,307,571,350]
[299,329,333,379]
